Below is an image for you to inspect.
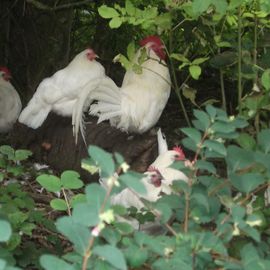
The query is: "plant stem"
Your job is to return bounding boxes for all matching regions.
[253,0,258,86]
[220,69,227,111]
[82,237,95,270]
[183,191,190,233]
[168,30,191,126]
[237,5,243,113]
[62,188,71,216]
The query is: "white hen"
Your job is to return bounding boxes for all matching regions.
[19,48,106,142]
[0,67,22,132]
[89,35,171,134]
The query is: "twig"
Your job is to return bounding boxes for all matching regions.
[168,30,191,127]
[62,188,71,216]
[237,5,243,113]
[26,0,93,11]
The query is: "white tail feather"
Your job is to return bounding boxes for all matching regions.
[90,103,120,114]
[72,79,101,144]
[157,128,168,155]
[97,111,121,124]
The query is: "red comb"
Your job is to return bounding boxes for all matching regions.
[173,146,185,160]
[139,35,163,47]
[0,66,11,76]
[139,35,166,60]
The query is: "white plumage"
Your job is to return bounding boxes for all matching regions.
[89,35,171,134]
[0,67,22,132]
[102,129,188,230]
[18,48,106,142]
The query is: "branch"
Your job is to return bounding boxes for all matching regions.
[26,0,93,11]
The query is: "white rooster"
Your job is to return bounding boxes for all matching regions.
[19,48,106,142]
[89,35,171,134]
[0,67,22,132]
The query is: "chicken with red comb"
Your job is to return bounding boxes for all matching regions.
[88,35,171,135]
[19,48,106,143]
[0,67,22,132]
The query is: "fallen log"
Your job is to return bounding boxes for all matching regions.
[10,113,158,180]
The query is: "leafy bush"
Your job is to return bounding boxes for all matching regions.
[37,105,270,270]
[0,146,56,269]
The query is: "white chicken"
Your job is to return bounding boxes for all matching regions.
[101,128,188,230]
[89,35,171,134]
[0,67,22,132]
[18,48,106,142]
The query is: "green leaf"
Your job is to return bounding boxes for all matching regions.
[212,0,228,14]
[40,255,75,270]
[0,145,14,160]
[228,0,245,10]
[98,5,119,18]
[125,244,148,268]
[192,0,212,15]
[93,245,127,270]
[182,85,197,105]
[209,51,238,69]
[230,173,265,193]
[114,222,134,234]
[181,127,201,144]
[206,105,217,119]
[125,0,136,15]
[50,199,68,211]
[211,121,235,134]
[181,137,197,152]
[72,202,99,226]
[8,211,28,226]
[191,57,209,65]
[231,205,246,223]
[70,194,86,208]
[36,174,61,192]
[119,172,146,195]
[226,145,254,172]
[170,53,190,63]
[240,243,262,268]
[14,149,32,161]
[155,13,172,30]
[101,227,121,245]
[85,183,107,207]
[109,17,123,28]
[20,222,36,236]
[155,202,172,223]
[89,145,115,177]
[81,158,99,174]
[0,220,12,242]
[193,109,210,130]
[203,140,227,156]
[196,160,216,174]
[258,129,270,153]
[236,133,256,150]
[60,170,84,190]
[0,173,3,182]
[189,65,201,80]
[191,192,209,212]
[261,69,270,91]
[56,216,91,255]
[241,226,261,243]
[127,42,135,61]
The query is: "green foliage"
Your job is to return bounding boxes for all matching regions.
[0,147,55,269]
[36,170,85,212]
[96,0,270,128]
[34,105,270,270]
